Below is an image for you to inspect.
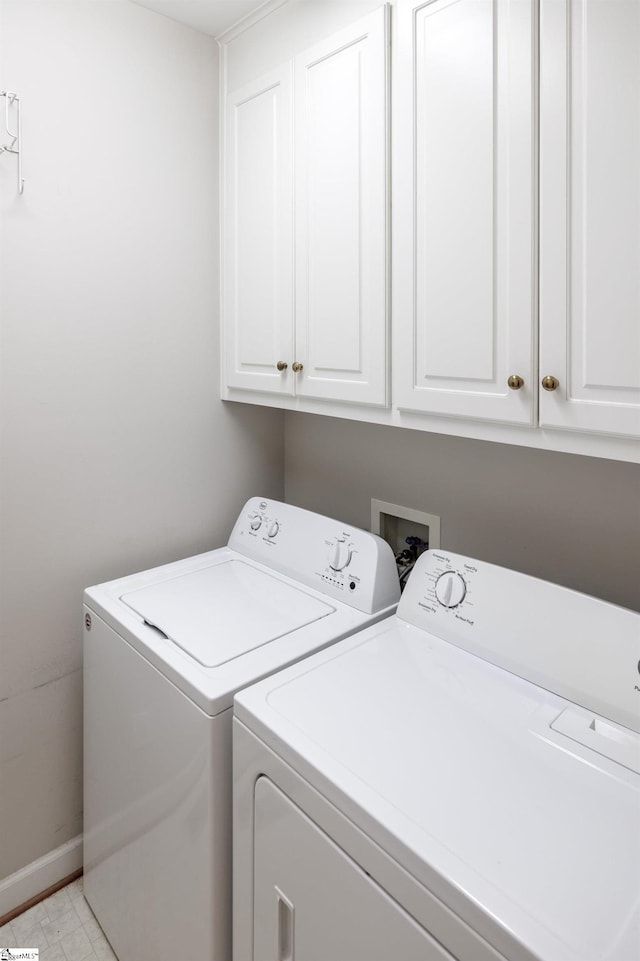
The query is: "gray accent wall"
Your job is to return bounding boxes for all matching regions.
[284,412,640,612]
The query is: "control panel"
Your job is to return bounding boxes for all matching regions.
[398,549,640,736]
[228,498,400,615]
[399,551,478,625]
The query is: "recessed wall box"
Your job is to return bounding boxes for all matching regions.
[371,499,440,554]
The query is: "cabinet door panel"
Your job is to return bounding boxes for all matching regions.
[394,0,535,424]
[294,7,389,406]
[417,0,495,384]
[224,66,294,394]
[540,0,640,436]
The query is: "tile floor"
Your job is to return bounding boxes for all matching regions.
[0,878,117,961]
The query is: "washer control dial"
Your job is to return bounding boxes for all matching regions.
[250,514,262,532]
[267,520,279,538]
[329,538,352,572]
[435,571,467,608]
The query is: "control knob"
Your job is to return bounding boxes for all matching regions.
[328,538,352,572]
[250,514,262,532]
[267,521,279,538]
[435,571,466,608]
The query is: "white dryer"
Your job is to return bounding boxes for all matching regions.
[234,549,640,961]
[82,497,399,961]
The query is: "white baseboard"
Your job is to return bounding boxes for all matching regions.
[0,835,83,918]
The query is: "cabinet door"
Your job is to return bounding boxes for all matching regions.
[224,65,295,395]
[394,0,535,424]
[253,777,453,961]
[294,7,389,406]
[539,0,640,437]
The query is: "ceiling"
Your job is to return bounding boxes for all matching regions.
[129,0,268,38]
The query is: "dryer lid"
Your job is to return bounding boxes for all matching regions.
[120,560,334,667]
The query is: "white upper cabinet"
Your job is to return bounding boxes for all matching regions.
[539,0,640,437]
[393,0,536,425]
[221,0,639,461]
[223,6,390,407]
[224,65,294,395]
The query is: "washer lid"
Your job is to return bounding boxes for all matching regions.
[120,560,334,667]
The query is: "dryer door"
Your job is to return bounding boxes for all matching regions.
[253,777,454,961]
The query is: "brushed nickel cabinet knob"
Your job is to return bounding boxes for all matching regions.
[276,361,288,371]
[541,375,560,391]
[507,374,524,390]
[292,362,304,373]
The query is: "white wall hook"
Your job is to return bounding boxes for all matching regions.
[1,91,24,194]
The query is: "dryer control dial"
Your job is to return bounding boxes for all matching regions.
[250,515,262,532]
[267,521,280,538]
[328,538,352,572]
[435,571,467,608]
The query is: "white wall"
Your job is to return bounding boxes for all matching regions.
[284,413,640,613]
[0,0,283,888]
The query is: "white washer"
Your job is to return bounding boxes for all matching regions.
[82,497,399,961]
[234,549,640,961]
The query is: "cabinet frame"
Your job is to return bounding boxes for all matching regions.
[219,0,640,464]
